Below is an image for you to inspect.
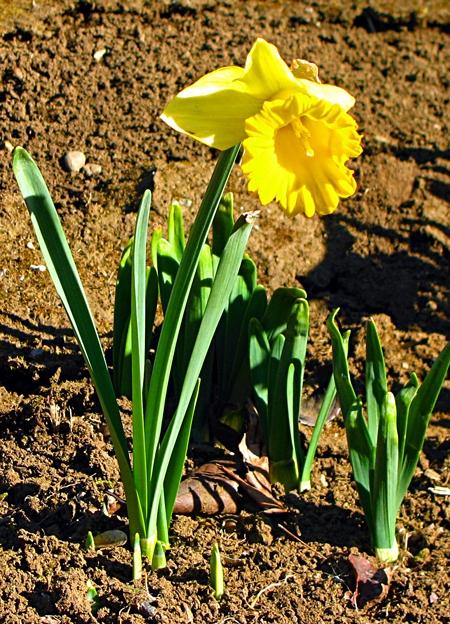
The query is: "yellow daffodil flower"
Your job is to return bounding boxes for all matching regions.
[161,39,362,217]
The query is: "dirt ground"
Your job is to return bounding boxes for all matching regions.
[1,0,450,622]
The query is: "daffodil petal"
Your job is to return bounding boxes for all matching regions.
[160,39,304,150]
[161,66,263,150]
[297,80,356,112]
[239,39,301,100]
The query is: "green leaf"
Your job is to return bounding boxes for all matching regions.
[144,144,241,529]
[133,533,142,580]
[151,540,167,571]
[398,341,450,507]
[157,238,180,314]
[372,392,399,551]
[267,333,285,452]
[220,256,257,398]
[365,320,388,446]
[262,287,307,344]
[326,309,357,420]
[113,238,133,394]
[210,543,224,600]
[145,266,158,358]
[180,244,213,383]
[117,314,132,399]
[12,147,145,542]
[395,374,419,468]
[163,379,200,528]
[212,191,234,270]
[268,299,309,489]
[227,284,268,405]
[248,318,271,442]
[346,398,375,536]
[151,227,162,273]
[130,191,152,516]
[148,209,256,536]
[300,367,339,491]
[271,362,299,491]
[168,201,186,262]
[86,581,99,615]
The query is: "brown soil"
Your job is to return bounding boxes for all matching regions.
[1,1,450,622]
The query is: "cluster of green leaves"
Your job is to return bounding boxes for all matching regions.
[327,310,450,562]
[138,193,267,446]
[146,196,336,493]
[13,145,255,562]
[249,293,339,492]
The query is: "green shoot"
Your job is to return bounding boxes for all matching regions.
[327,310,450,562]
[86,581,100,615]
[151,541,167,571]
[210,543,224,600]
[101,496,109,517]
[85,531,95,551]
[133,533,142,581]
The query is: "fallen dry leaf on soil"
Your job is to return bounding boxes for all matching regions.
[346,554,395,609]
[173,429,286,515]
[172,458,241,514]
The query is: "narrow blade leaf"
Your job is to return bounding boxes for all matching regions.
[372,392,399,551]
[12,148,144,539]
[365,320,388,446]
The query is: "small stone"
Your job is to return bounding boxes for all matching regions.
[83,163,102,177]
[427,300,438,311]
[62,151,86,172]
[13,67,24,79]
[2,141,14,153]
[93,529,127,549]
[93,48,106,61]
[30,264,46,272]
[424,468,441,481]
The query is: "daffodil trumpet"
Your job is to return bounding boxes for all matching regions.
[162,38,362,217]
[327,310,450,562]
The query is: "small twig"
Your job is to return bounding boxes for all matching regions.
[248,574,295,610]
[277,523,327,561]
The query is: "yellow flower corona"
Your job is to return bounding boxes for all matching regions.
[161,39,362,217]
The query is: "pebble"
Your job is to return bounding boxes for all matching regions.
[30,264,46,272]
[424,468,441,481]
[83,163,102,177]
[93,529,127,549]
[2,141,14,153]
[93,48,106,61]
[62,151,86,172]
